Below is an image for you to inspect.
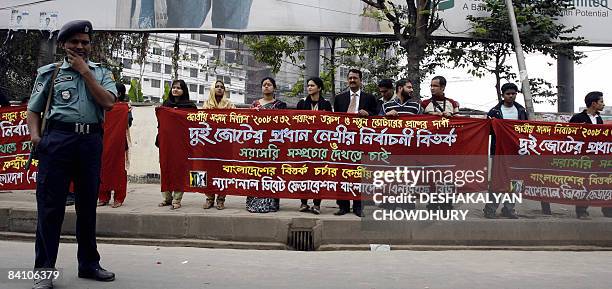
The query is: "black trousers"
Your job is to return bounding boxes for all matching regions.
[34,129,102,270]
[336,200,361,211]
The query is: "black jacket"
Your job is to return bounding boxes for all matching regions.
[296,95,332,112]
[569,110,603,124]
[333,90,378,115]
[487,101,528,120]
[488,101,528,155]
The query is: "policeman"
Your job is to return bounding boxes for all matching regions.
[27,20,116,289]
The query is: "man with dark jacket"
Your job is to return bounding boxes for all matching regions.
[569,91,611,219]
[332,68,378,217]
[484,83,525,219]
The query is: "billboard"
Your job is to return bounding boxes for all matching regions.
[0,0,611,45]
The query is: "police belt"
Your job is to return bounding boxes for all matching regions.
[47,120,102,134]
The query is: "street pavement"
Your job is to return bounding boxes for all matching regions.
[2,183,609,219]
[1,240,612,289]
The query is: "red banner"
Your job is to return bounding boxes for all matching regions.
[492,119,612,206]
[157,108,490,200]
[0,104,128,192]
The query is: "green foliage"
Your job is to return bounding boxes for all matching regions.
[0,31,43,100]
[128,79,144,102]
[460,0,585,100]
[337,38,402,90]
[287,76,304,98]
[243,35,305,74]
[163,82,171,102]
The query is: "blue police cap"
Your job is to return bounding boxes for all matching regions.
[57,20,93,42]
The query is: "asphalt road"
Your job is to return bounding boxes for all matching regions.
[2,240,612,289]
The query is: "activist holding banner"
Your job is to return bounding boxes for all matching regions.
[202,79,235,210]
[26,20,116,289]
[491,100,612,216]
[483,83,526,219]
[157,79,197,210]
[423,76,459,211]
[569,91,611,219]
[246,77,287,213]
[98,83,130,208]
[332,68,378,217]
[296,76,332,215]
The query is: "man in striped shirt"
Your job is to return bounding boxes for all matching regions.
[381,79,423,116]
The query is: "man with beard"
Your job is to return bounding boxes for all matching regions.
[382,78,423,116]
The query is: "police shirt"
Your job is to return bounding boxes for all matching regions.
[28,59,117,124]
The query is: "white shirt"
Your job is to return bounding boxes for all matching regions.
[501,105,519,120]
[588,113,599,124]
[348,89,361,113]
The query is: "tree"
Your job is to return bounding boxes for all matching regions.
[128,79,144,102]
[0,31,43,100]
[456,0,585,103]
[362,0,444,96]
[242,35,305,74]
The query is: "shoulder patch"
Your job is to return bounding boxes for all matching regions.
[36,63,57,74]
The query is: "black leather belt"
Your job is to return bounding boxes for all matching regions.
[47,120,102,134]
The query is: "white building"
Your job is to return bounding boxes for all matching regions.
[119,33,248,105]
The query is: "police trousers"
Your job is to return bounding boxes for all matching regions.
[34,129,103,270]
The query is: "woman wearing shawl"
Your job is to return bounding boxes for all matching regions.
[202,80,235,210]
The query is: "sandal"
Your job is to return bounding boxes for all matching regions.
[111,202,123,208]
[170,203,181,210]
[158,200,172,207]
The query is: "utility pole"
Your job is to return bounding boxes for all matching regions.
[557,46,574,113]
[505,0,535,117]
[304,36,321,93]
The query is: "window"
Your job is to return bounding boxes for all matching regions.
[225,52,235,64]
[190,68,198,78]
[151,79,161,88]
[224,76,231,85]
[164,64,172,74]
[190,34,198,40]
[190,53,199,62]
[213,49,220,60]
[152,63,161,73]
[199,85,205,94]
[165,49,173,57]
[152,47,162,55]
[189,84,197,92]
[122,58,132,69]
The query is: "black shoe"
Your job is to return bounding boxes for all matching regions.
[483,210,496,219]
[576,211,591,220]
[334,209,349,216]
[78,267,115,282]
[501,208,518,219]
[353,209,364,217]
[32,278,53,289]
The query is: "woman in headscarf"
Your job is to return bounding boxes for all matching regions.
[202,80,235,210]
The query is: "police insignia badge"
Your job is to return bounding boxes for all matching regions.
[34,82,44,93]
[61,90,71,100]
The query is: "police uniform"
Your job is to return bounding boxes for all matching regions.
[28,20,116,287]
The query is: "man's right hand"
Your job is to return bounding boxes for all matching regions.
[31,135,41,147]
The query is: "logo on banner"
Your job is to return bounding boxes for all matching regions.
[189,171,207,188]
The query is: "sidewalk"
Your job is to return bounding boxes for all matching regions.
[1,184,612,249]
